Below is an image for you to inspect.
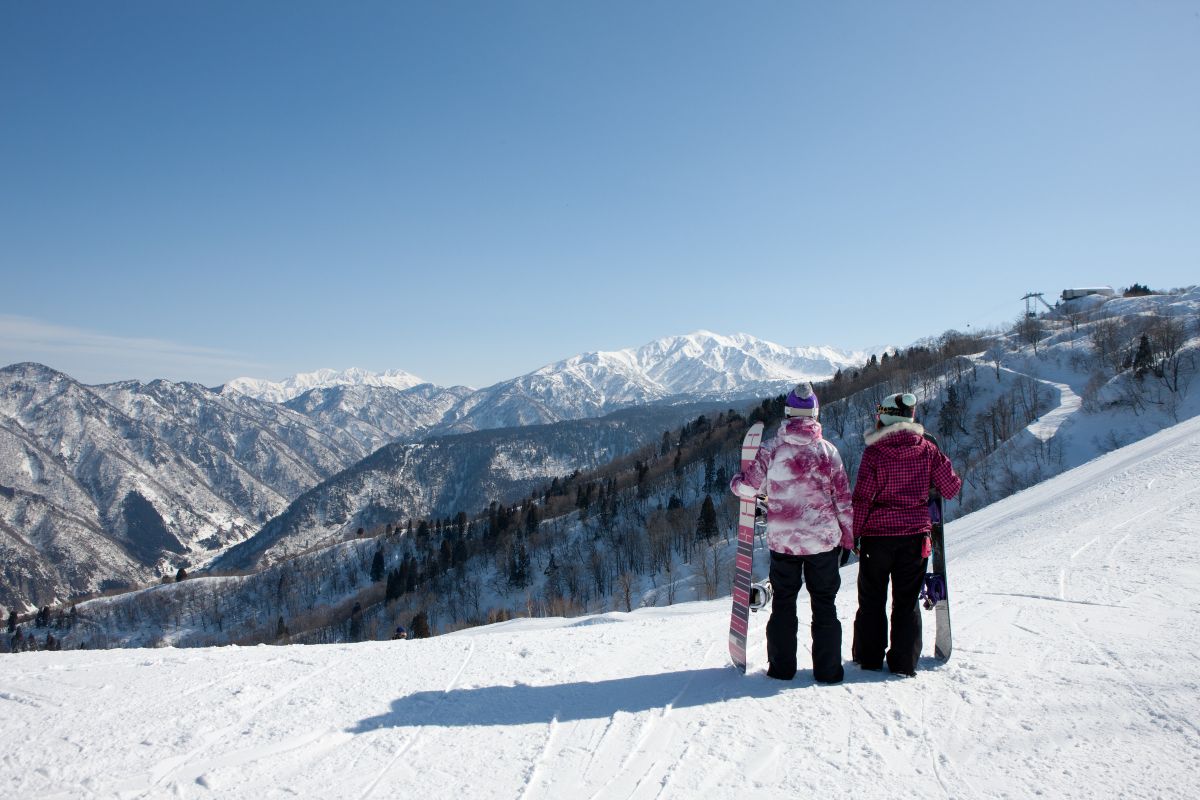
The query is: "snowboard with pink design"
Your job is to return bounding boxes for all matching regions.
[728,422,763,673]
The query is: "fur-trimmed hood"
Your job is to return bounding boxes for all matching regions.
[863,420,925,446]
[852,419,961,539]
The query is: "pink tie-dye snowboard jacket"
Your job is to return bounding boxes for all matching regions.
[729,418,854,556]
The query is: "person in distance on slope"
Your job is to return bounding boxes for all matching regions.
[729,384,854,684]
[851,392,961,677]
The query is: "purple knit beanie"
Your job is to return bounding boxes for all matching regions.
[784,383,819,418]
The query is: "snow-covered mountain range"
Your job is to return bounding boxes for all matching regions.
[223,367,427,404]
[435,332,872,433]
[281,383,475,452]
[1,332,865,608]
[226,333,867,407]
[223,332,873,436]
[0,363,377,607]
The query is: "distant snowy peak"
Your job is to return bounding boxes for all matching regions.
[223,367,427,403]
[561,331,872,396]
[437,331,879,432]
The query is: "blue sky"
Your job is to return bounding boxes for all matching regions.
[2,2,1197,388]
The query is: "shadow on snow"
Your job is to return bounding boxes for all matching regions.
[350,662,912,732]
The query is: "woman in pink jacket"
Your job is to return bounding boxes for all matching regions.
[851,392,961,677]
[730,384,854,683]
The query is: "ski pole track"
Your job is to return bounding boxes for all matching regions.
[652,721,703,800]
[357,728,423,800]
[919,694,951,799]
[131,658,337,797]
[583,641,718,800]
[1074,620,1200,746]
[359,639,477,799]
[613,669,691,772]
[444,639,476,693]
[577,713,627,789]
[517,715,560,800]
[0,687,61,709]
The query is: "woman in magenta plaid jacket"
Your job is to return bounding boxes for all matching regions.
[851,392,961,677]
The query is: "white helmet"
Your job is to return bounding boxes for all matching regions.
[877,392,917,427]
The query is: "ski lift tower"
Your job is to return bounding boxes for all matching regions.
[1021,292,1055,318]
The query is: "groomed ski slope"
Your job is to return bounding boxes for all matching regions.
[4,417,1200,799]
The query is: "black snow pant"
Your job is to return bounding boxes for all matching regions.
[766,548,844,683]
[852,534,927,675]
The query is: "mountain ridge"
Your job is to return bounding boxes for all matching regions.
[223,331,873,407]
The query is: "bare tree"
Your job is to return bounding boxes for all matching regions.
[617,571,636,612]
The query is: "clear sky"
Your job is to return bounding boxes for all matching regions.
[2,2,1198,388]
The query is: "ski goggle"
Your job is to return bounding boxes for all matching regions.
[875,392,917,422]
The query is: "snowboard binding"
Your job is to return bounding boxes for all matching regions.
[920,573,947,609]
[748,580,773,612]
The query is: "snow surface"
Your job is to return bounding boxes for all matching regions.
[4,416,1200,798]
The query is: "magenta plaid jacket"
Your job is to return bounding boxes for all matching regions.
[852,422,961,539]
[729,418,854,555]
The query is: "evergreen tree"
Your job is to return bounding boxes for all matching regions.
[276,616,289,641]
[175,567,188,582]
[348,602,363,642]
[370,547,386,582]
[508,545,531,588]
[696,495,719,541]
[938,384,963,439]
[385,569,401,602]
[575,484,592,517]
[403,556,417,593]
[6,609,15,634]
[410,611,431,639]
[452,537,469,565]
[636,461,650,499]
[1133,334,1154,378]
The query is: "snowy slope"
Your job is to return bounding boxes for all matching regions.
[3,416,1198,798]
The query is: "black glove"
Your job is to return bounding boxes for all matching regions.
[839,547,852,567]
